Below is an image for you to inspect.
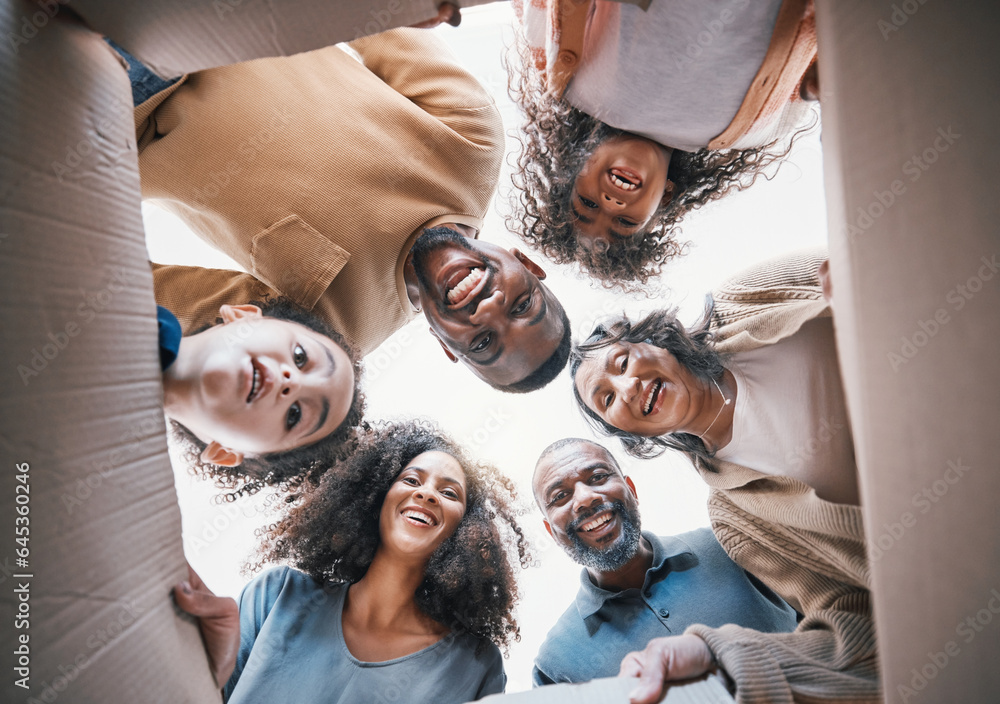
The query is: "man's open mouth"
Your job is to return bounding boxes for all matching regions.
[442,262,491,310]
[446,267,486,306]
[579,512,614,532]
[642,379,664,416]
[609,167,642,191]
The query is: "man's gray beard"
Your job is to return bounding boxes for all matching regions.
[566,500,642,572]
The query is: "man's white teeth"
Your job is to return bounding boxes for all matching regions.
[447,268,484,304]
[611,175,637,191]
[643,380,662,415]
[403,510,435,526]
[581,513,612,532]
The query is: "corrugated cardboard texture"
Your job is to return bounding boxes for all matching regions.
[817,0,1000,700]
[0,6,219,703]
[73,0,495,76]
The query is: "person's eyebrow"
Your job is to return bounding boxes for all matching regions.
[408,466,466,494]
[609,228,629,240]
[571,202,594,225]
[322,344,336,378]
[543,476,565,503]
[589,349,616,408]
[306,397,330,438]
[527,291,548,327]
[473,344,504,367]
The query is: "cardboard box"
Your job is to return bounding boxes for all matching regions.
[816,0,1000,700]
[478,676,734,704]
[71,0,495,76]
[0,5,219,703]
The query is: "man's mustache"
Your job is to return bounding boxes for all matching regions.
[567,501,619,534]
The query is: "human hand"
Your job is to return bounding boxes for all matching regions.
[173,563,240,688]
[818,259,832,302]
[618,634,716,704]
[410,3,462,29]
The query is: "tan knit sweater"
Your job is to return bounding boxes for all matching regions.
[683,250,880,703]
[137,29,504,355]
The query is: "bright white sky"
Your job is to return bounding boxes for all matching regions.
[145,3,827,694]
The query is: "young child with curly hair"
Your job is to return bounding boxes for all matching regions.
[508,0,818,289]
[220,421,530,703]
[160,298,365,497]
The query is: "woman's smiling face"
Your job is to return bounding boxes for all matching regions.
[379,450,469,560]
[574,341,704,437]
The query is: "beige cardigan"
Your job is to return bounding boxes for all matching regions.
[684,250,880,703]
[138,29,504,355]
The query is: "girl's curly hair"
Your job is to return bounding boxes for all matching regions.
[569,303,724,469]
[250,420,531,653]
[169,297,366,501]
[506,38,802,291]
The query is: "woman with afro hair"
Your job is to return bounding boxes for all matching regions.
[221,420,531,703]
[508,0,818,289]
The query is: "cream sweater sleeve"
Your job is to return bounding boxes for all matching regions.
[684,492,879,704]
[686,611,880,704]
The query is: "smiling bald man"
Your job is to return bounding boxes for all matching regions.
[530,438,797,685]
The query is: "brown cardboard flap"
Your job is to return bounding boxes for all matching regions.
[73,0,498,77]
[816,0,1000,701]
[0,7,219,703]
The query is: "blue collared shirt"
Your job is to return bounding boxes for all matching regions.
[532,528,798,685]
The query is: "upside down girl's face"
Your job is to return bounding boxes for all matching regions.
[379,451,468,560]
[571,135,673,255]
[164,304,355,466]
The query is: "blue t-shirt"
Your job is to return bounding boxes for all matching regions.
[225,567,506,704]
[533,528,798,685]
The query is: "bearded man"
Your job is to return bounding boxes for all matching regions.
[530,438,797,685]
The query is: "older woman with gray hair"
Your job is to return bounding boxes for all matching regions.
[569,250,880,704]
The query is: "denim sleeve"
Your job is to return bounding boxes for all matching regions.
[532,665,557,687]
[222,567,291,702]
[104,38,181,106]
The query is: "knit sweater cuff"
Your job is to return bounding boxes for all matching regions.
[685,624,795,704]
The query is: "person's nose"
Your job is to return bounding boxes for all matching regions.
[414,487,439,505]
[279,365,300,397]
[614,375,641,404]
[469,289,505,325]
[571,482,602,513]
[601,190,626,210]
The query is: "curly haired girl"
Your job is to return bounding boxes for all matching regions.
[507,0,817,289]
